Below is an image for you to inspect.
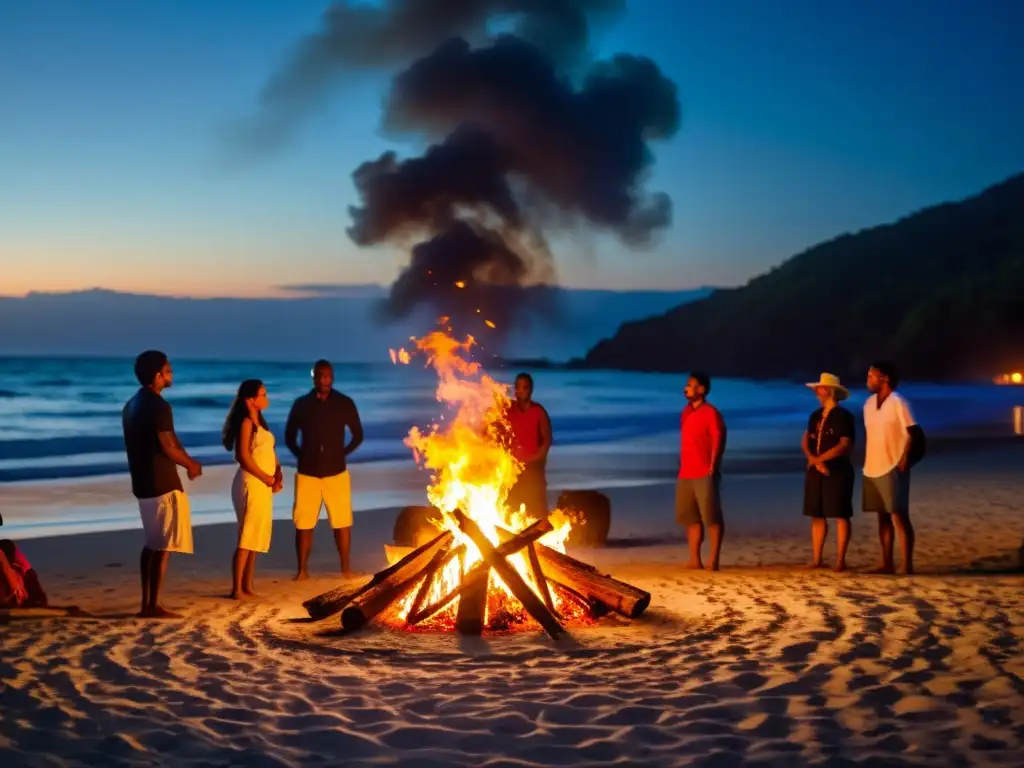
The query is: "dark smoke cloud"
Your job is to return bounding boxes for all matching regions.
[381,220,557,334]
[348,126,522,246]
[247,0,680,340]
[234,0,624,154]
[382,36,679,242]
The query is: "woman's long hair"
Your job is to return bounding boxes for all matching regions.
[222,379,269,452]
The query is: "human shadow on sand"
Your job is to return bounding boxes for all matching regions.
[0,605,94,623]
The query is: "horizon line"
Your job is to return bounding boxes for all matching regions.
[0,284,724,301]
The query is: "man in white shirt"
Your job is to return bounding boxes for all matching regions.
[862,360,917,575]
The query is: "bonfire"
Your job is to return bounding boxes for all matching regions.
[304,330,650,638]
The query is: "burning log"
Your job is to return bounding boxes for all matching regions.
[453,510,565,640]
[535,544,650,619]
[408,544,464,622]
[455,567,489,635]
[337,531,454,631]
[302,582,368,622]
[304,530,453,621]
[526,542,556,615]
[406,517,554,627]
[552,581,610,620]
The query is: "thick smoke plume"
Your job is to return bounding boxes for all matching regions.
[250,0,681,338]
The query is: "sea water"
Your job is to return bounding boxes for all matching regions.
[1,356,1019,483]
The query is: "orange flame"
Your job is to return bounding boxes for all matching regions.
[387,330,576,630]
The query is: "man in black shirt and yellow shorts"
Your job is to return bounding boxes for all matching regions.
[285,360,364,580]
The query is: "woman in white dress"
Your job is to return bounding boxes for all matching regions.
[222,379,281,599]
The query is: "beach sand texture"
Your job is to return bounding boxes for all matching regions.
[2,447,1023,767]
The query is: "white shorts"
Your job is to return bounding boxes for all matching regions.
[232,470,273,553]
[138,490,193,554]
[292,471,353,530]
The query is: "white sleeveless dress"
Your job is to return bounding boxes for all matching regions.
[232,424,277,553]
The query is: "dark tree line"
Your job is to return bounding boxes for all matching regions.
[579,173,1024,383]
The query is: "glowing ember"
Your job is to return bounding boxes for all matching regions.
[386,330,582,631]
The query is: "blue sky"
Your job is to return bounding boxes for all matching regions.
[2,0,1022,297]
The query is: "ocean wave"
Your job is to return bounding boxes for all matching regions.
[172,396,235,409]
[0,389,19,398]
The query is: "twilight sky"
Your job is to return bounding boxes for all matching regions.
[2,0,1022,298]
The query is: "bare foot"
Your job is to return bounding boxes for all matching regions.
[896,565,914,576]
[799,561,825,569]
[229,590,246,601]
[683,560,704,570]
[705,561,720,572]
[864,563,895,575]
[293,571,310,582]
[242,587,261,598]
[833,561,847,573]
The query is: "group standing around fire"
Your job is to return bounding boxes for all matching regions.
[120,352,364,616]
[19,349,918,617]
[676,360,922,575]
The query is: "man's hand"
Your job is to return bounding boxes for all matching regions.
[187,461,203,481]
[272,479,283,494]
[12,583,28,604]
[897,456,909,473]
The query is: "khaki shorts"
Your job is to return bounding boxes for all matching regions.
[675,474,724,527]
[862,469,911,516]
[138,490,193,554]
[292,471,353,530]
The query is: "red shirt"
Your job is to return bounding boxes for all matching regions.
[506,401,548,464]
[679,402,726,479]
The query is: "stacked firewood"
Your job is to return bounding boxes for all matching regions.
[303,509,651,639]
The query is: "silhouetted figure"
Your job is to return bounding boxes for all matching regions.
[505,373,552,519]
[862,360,917,575]
[122,350,202,618]
[223,379,282,600]
[285,360,363,579]
[676,371,727,571]
[801,373,855,572]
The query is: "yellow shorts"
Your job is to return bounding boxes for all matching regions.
[292,471,353,530]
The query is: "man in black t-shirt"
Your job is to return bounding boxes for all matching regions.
[122,350,202,618]
[285,359,364,579]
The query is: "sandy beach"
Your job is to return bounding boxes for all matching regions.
[2,444,1023,767]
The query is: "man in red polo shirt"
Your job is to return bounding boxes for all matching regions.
[505,373,552,519]
[676,371,727,570]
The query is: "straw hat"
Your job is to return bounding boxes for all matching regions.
[805,372,849,401]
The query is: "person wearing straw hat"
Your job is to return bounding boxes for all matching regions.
[801,373,856,572]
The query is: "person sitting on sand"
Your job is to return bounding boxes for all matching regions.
[223,379,282,600]
[285,360,364,580]
[505,373,553,520]
[801,373,856,572]
[0,539,48,609]
[676,371,727,571]
[862,360,918,575]
[122,350,203,619]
